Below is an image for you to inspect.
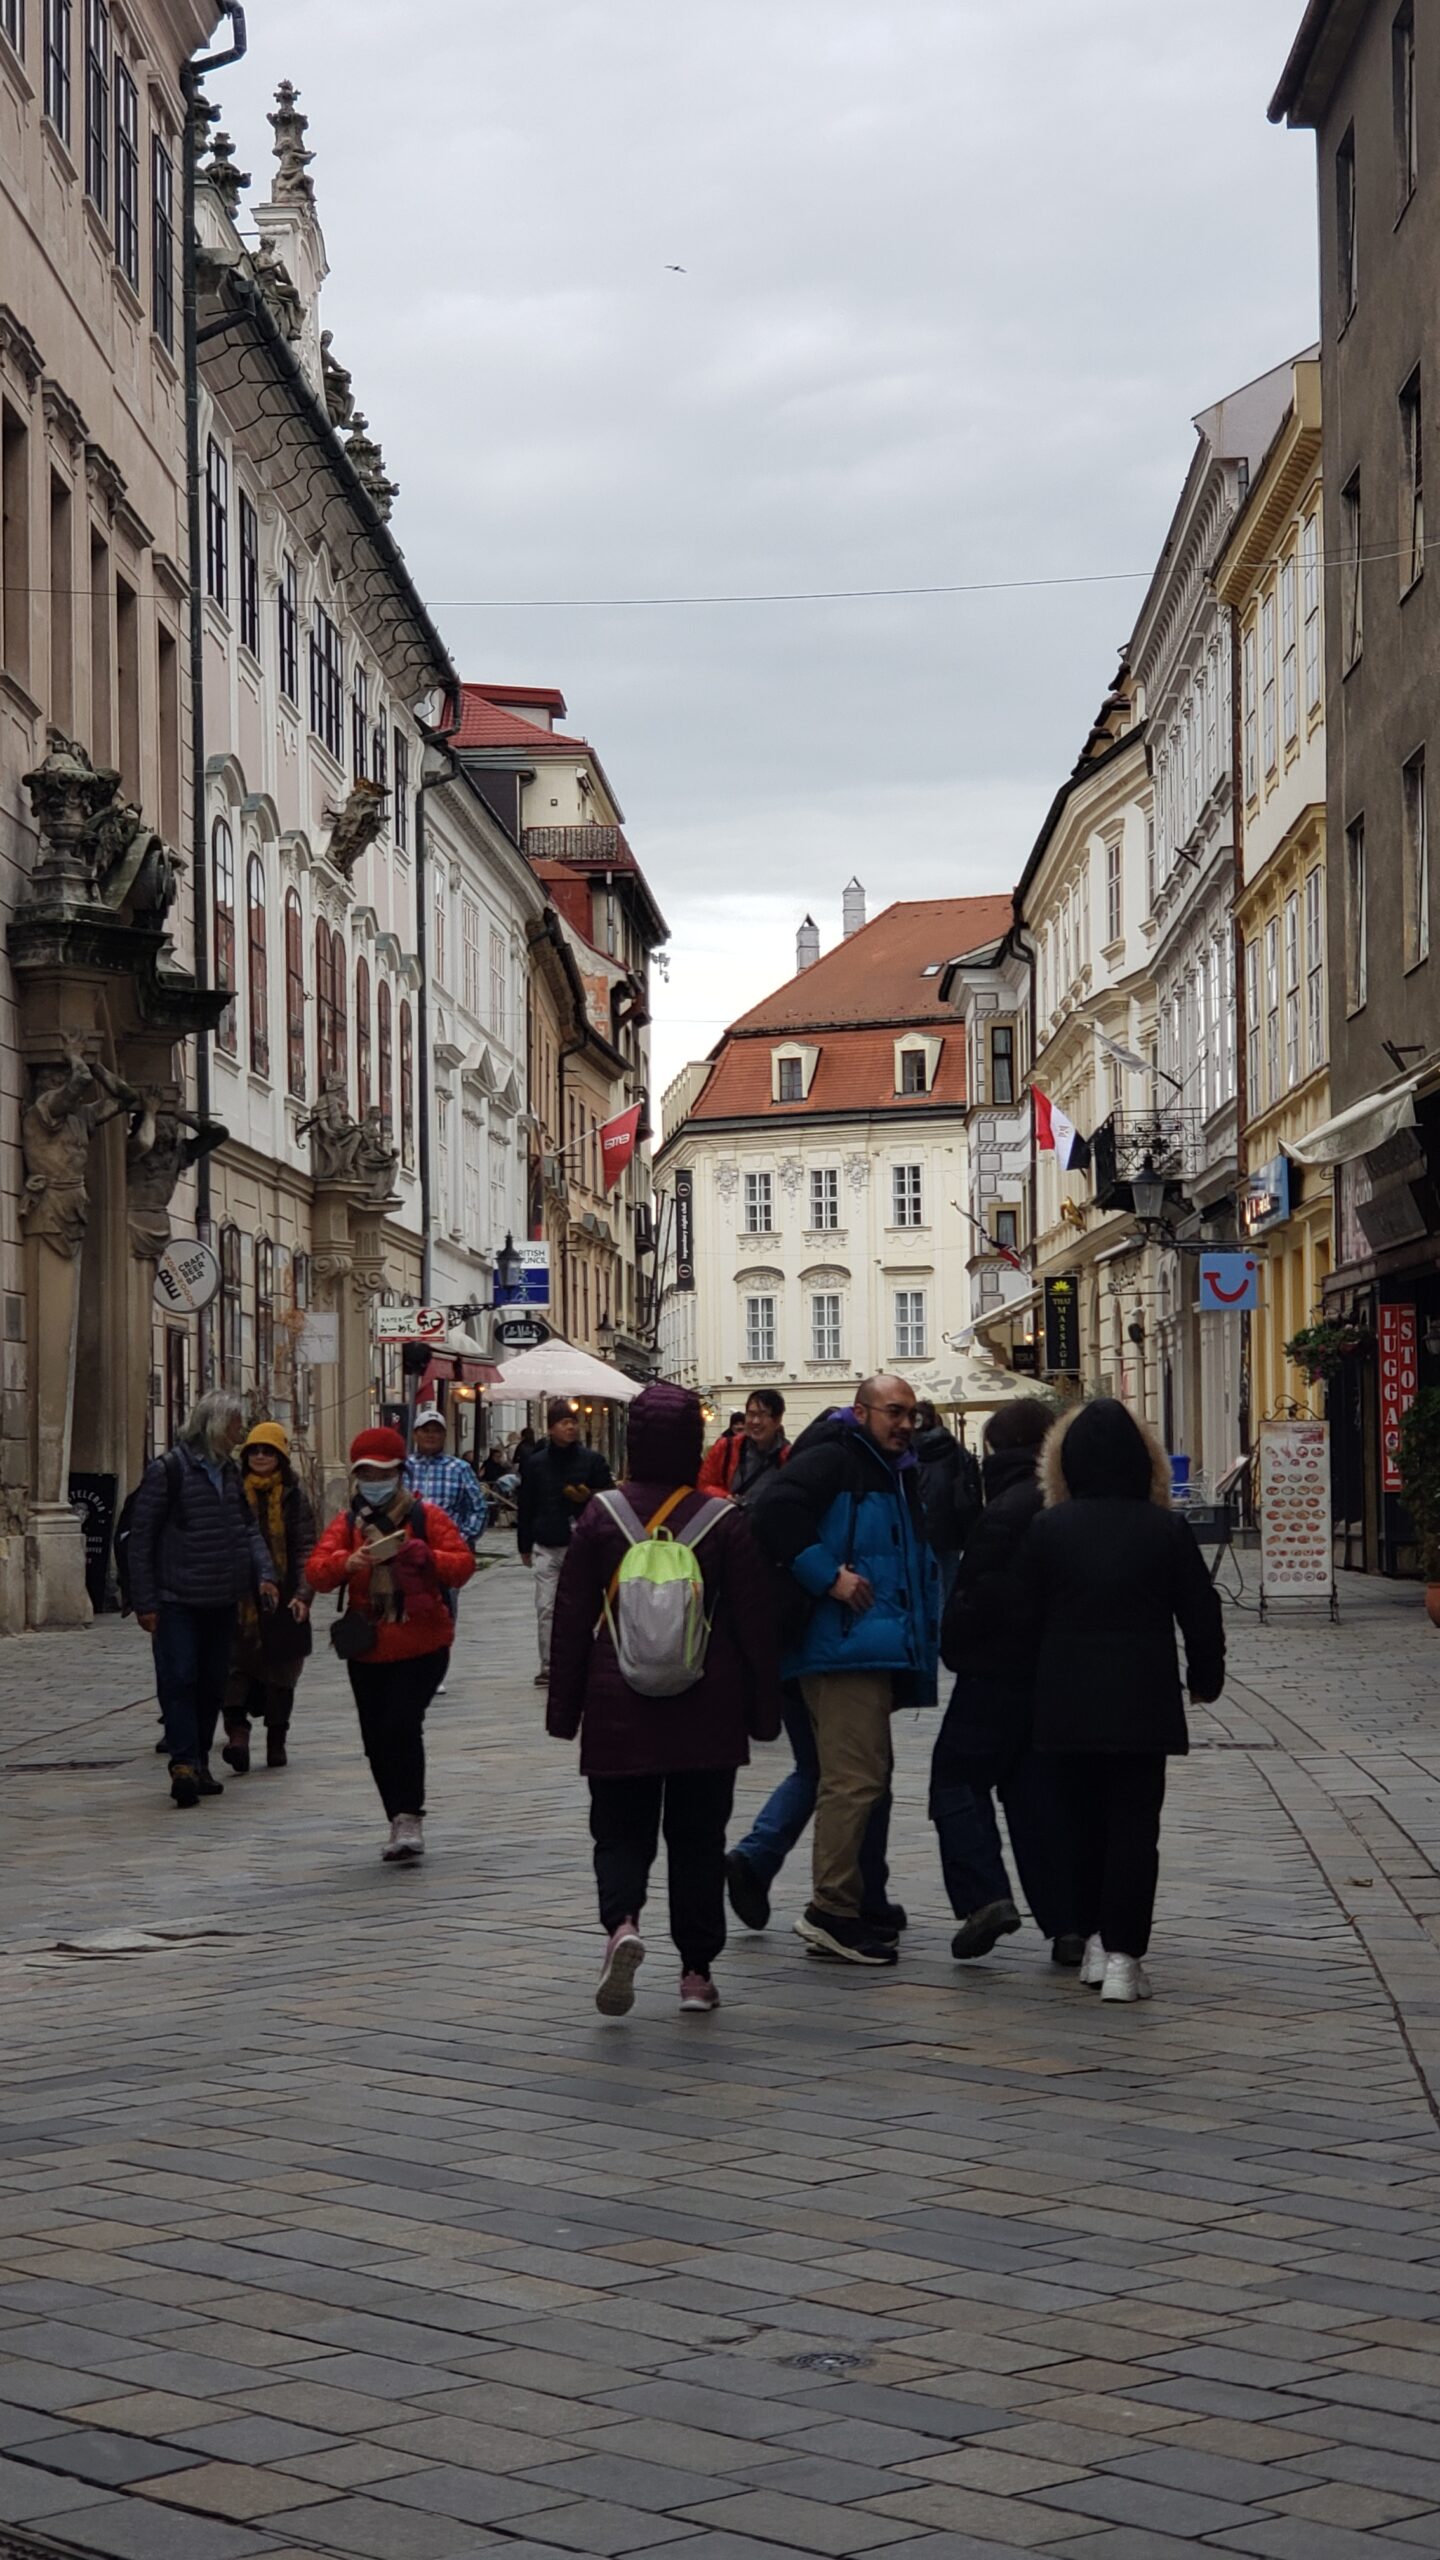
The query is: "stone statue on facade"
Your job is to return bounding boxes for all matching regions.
[125,1088,228,1260]
[354,1107,400,1209]
[320,330,354,429]
[324,779,389,880]
[298,1076,365,1185]
[203,129,251,221]
[21,1041,137,1258]
[343,414,398,521]
[268,80,316,202]
[21,731,180,926]
[253,239,304,343]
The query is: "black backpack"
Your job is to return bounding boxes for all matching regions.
[113,1450,181,1614]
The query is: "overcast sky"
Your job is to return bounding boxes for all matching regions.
[223,1,1319,1099]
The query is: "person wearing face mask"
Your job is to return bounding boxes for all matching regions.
[307,1426,476,1861]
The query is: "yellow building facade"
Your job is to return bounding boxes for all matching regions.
[1215,358,1333,1426]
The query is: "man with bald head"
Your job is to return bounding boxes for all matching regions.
[750,1375,940,1965]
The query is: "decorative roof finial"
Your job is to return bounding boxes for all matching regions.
[204,129,251,221]
[268,79,315,204]
[344,413,399,522]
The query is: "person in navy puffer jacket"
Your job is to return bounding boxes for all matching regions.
[750,1376,939,1967]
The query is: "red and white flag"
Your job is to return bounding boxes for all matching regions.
[1032,1086,1090,1172]
[600,1103,643,1190]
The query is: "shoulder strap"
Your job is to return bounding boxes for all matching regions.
[595,1488,648,1547]
[673,1495,730,1554]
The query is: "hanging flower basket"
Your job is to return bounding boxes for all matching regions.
[1284,1321,1375,1385]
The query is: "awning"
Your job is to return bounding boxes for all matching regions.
[1285,1075,1423,1168]
[417,1353,503,1394]
[490,1338,643,1403]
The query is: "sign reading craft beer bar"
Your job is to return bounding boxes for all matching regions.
[1042,1275,1080,1376]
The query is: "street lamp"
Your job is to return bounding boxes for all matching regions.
[495,1231,524,1304]
[596,1309,617,1356]
[1130,1157,1168,1227]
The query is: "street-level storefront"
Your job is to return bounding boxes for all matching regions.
[1239,1149,1333,1428]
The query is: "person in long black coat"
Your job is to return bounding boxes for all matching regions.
[1020,1398,1225,2003]
[931,1397,1079,1964]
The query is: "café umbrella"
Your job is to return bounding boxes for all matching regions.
[490,1339,644,1403]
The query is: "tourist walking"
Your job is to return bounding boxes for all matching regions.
[699,1390,790,1497]
[221,1422,317,1774]
[547,1383,780,2016]
[1021,1398,1225,2002]
[307,1426,476,1862]
[127,1390,278,1808]
[750,1376,939,1967]
[930,1398,1081,1964]
[913,1401,982,1603]
[407,1405,487,1690]
[518,1398,613,1686]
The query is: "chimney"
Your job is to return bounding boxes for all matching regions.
[842,877,866,939]
[796,914,820,972]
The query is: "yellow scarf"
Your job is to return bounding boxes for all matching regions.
[239,1472,288,1640]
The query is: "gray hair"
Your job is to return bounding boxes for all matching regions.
[177,1389,245,1461]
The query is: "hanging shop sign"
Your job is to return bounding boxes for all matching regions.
[492,1311,552,1353]
[674,1169,696,1292]
[1041,1275,1080,1375]
[509,1244,552,1308]
[373,1303,447,1344]
[1239,1155,1291,1238]
[1379,1302,1419,1494]
[1258,1419,1332,1600]
[1198,1252,1260,1314]
[154,1239,221,1316]
[298,1311,339,1366]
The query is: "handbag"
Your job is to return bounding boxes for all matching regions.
[330,1585,377,1659]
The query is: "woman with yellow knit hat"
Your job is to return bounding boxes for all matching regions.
[222,1422,317,1774]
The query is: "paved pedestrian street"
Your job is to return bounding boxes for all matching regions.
[2,1553,1440,2559]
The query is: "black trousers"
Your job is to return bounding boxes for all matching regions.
[1051,1752,1167,1959]
[588,1769,736,1975]
[347,1650,449,1818]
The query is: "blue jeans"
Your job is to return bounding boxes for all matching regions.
[736,1684,892,1910]
[152,1602,234,1770]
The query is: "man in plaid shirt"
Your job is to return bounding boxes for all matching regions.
[406,1409,486,1688]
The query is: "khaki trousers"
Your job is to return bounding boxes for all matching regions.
[801,1670,895,1919]
[533,1543,567,1674]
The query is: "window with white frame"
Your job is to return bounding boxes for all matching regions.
[990,1020,1016,1103]
[489,926,506,1032]
[1404,744,1429,967]
[1284,891,1301,1087]
[1205,649,1219,780]
[777,1055,804,1102]
[1145,807,1156,911]
[1281,555,1298,745]
[1105,837,1122,945]
[43,0,70,139]
[744,1295,777,1362]
[1243,629,1258,799]
[113,55,138,283]
[811,1292,842,1362]
[431,881,447,986]
[83,0,108,209]
[898,1046,928,1094]
[2,0,24,58]
[436,1089,451,1215]
[1245,939,1261,1107]
[810,1167,839,1230]
[894,1289,927,1359]
[892,1162,923,1226]
[1265,916,1281,1107]
[463,1112,481,1238]
[1303,512,1322,712]
[1261,591,1278,776]
[461,898,481,1015]
[743,1171,773,1233]
[1305,868,1327,1068]
[205,438,228,608]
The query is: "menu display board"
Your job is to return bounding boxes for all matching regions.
[1258,1420,1332,1600]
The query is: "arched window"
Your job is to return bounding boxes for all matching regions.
[284,888,306,1098]
[255,1236,275,1389]
[399,998,414,1168]
[355,954,372,1118]
[315,916,346,1092]
[219,1222,242,1385]
[332,931,348,1093]
[213,817,237,1055]
[377,977,393,1132]
[246,853,269,1077]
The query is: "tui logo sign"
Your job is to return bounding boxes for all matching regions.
[1199,1253,1260,1313]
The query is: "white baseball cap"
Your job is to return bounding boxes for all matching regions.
[411,1406,445,1432]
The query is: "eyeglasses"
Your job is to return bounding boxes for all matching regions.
[862,1402,916,1422]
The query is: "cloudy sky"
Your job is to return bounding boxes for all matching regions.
[223,1,1319,1098]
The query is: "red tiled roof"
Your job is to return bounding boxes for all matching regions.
[690,1025,967,1121]
[472,682,568,716]
[729,896,1013,1033]
[452,686,590,755]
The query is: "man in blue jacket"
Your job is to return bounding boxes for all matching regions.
[751,1375,939,1965]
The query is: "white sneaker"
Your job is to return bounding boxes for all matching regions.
[382,1814,425,1863]
[1100,1952,1152,2003]
[1078,1933,1107,1986]
[435,1682,448,1696]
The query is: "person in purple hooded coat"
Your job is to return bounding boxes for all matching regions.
[547,1383,782,2017]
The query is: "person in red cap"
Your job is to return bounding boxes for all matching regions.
[307,1426,476,1860]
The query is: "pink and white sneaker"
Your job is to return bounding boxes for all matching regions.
[679,1971,720,2012]
[595,1921,645,2016]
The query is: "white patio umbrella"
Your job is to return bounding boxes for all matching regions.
[490,1338,644,1403]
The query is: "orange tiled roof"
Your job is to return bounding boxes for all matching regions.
[728,895,1013,1034]
[690,1024,969,1121]
[452,686,590,755]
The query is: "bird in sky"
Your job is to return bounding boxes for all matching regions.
[664,263,686,273]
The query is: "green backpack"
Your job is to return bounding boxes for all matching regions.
[594,1487,730,1697]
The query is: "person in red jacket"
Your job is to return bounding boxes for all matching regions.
[307,1425,475,1862]
[698,1390,789,1501]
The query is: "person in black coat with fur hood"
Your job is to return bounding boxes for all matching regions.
[932,1397,1080,1966]
[1020,1398,1225,2004]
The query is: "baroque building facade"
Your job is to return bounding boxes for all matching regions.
[655,891,1008,1430]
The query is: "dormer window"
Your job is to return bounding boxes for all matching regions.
[900,1049,928,1094]
[894,1032,941,1096]
[771,1041,819,1102]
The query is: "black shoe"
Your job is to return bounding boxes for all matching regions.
[169,1762,200,1808]
[221,1736,250,1774]
[795,1905,898,1966]
[951,1898,1022,1960]
[266,1733,288,1768]
[1051,1932,1086,1968]
[861,1899,908,1937]
[195,1766,224,1798]
[725,1850,771,1932]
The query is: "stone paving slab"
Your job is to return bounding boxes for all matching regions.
[2,1555,1440,2552]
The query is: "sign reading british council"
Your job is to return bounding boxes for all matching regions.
[154,1239,221,1315]
[1198,1252,1260,1315]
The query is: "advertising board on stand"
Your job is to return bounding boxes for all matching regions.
[1258,1418,1336,1621]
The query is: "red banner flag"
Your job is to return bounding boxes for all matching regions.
[600,1103,643,1190]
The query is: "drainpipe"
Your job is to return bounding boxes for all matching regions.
[415,695,463,1303]
[180,2,246,1245]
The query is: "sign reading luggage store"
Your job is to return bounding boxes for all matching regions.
[1042,1275,1080,1375]
[1379,1302,1419,1494]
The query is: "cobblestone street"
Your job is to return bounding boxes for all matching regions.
[1,1551,1440,2557]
